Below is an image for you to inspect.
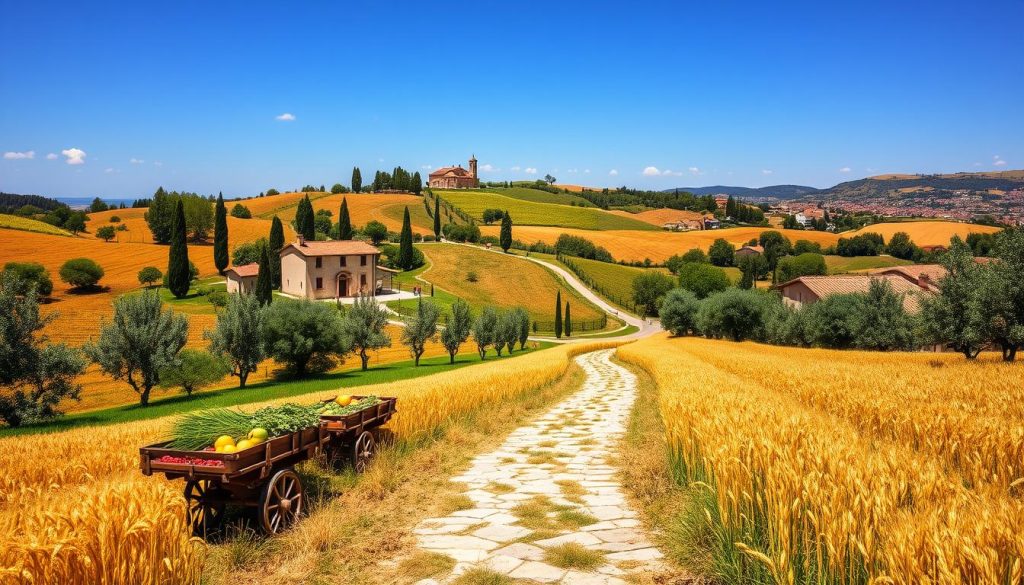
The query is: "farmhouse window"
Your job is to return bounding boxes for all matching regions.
[360,255,367,266]
[316,277,323,289]
[360,274,367,286]
[340,256,347,267]
[315,257,322,268]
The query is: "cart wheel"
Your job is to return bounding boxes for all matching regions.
[258,468,304,534]
[183,480,226,538]
[350,431,376,473]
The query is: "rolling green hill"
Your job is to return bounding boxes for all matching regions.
[481,187,596,207]
[435,190,658,231]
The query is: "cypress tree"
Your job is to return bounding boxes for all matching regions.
[167,200,191,298]
[214,192,228,274]
[352,167,362,193]
[500,210,513,252]
[254,245,272,305]
[338,197,353,240]
[554,290,563,338]
[411,171,423,195]
[564,301,572,337]
[297,195,315,240]
[433,197,441,238]
[398,206,414,270]
[269,215,284,288]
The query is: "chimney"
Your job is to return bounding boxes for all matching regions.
[297,234,305,246]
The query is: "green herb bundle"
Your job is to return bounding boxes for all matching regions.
[167,408,251,450]
[249,403,321,436]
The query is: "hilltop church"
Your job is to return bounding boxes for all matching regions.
[428,155,479,189]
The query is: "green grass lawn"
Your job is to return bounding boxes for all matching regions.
[435,190,657,231]
[128,276,226,314]
[0,342,556,437]
[521,251,663,314]
[825,254,913,273]
[479,187,596,207]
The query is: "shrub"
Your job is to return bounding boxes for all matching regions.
[232,238,268,267]
[836,233,884,257]
[681,248,708,264]
[207,290,228,309]
[59,258,104,289]
[137,266,162,287]
[697,289,769,341]
[2,262,53,296]
[109,215,121,223]
[775,253,827,283]
[230,203,252,219]
[466,271,479,282]
[659,288,700,336]
[95,225,116,242]
[678,262,730,299]
[708,238,735,267]
[362,220,389,245]
[805,294,862,349]
[793,239,822,255]
[482,209,505,224]
[443,223,481,243]
[554,234,613,262]
[632,271,675,317]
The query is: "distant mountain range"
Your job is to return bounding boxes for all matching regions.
[669,170,1024,201]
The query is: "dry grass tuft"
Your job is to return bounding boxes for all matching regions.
[396,551,456,582]
[544,542,605,570]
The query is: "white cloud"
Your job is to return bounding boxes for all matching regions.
[687,167,701,175]
[642,166,661,176]
[567,168,578,174]
[46,153,58,160]
[153,161,163,167]
[839,166,852,173]
[609,169,619,176]
[3,150,35,160]
[584,169,591,174]
[510,165,521,171]
[993,155,1007,167]
[130,157,144,164]
[275,112,296,121]
[762,169,774,175]
[480,163,498,172]
[61,148,87,165]
[420,164,432,170]
[524,167,537,174]
[104,167,119,174]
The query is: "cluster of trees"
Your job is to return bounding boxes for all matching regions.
[655,229,1024,361]
[145,188,215,243]
[554,234,614,262]
[2,258,108,297]
[724,196,767,224]
[371,167,422,194]
[572,187,720,213]
[1,193,89,234]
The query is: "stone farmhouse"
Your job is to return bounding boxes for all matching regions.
[225,263,259,294]
[773,264,949,313]
[428,155,479,189]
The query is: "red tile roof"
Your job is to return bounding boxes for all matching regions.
[282,239,380,257]
[776,274,930,312]
[226,263,259,277]
[429,166,472,178]
[870,264,947,290]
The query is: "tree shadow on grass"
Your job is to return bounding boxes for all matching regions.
[65,285,112,295]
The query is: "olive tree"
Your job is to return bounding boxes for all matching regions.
[85,290,188,406]
[440,299,473,364]
[0,272,86,426]
[205,291,267,387]
[262,299,352,377]
[341,294,392,370]
[472,306,499,359]
[158,349,229,395]
[659,288,700,336]
[401,298,439,365]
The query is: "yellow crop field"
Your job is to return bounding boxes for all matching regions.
[0,342,614,584]
[607,208,704,227]
[420,243,604,323]
[0,214,74,237]
[847,221,1001,246]
[241,191,330,217]
[86,208,291,246]
[481,225,840,263]
[618,334,1024,584]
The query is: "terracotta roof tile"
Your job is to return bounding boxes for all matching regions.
[870,264,947,289]
[282,240,381,257]
[226,263,259,277]
[776,274,929,313]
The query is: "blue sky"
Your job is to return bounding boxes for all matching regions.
[2,0,1022,198]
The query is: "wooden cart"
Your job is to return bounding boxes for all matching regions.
[139,395,398,538]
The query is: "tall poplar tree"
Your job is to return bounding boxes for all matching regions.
[351,167,362,193]
[433,196,441,238]
[500,210,513,252]
[254,245,272,305]
[214,192,228,274]
[554,290,563,338]
[269,216,284,288]
[338,197,353,240]
[167,200,191,298]
[398,207,414,270]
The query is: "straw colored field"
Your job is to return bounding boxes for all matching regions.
[437,190,657,231]
[266,192,433,234]
[482,225,840,263]
[0,214,74,237]
[0,342,613,584]
[419,243,604,323]
[242,191,331,218]
[86,207,292,246]
[608,208,704,227]
[847,220,1001,246]
[618,335,1024,584]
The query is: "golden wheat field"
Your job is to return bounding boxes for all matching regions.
[85,208,293,247]
[848,221,1001,247]
[0,342,613,584]
[481,225,840,263]
[618,334,1024,585]
[266,192,433,234]
[607,208,705,227]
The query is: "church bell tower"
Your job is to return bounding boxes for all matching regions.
[469,154,478,186]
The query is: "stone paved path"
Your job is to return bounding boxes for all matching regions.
[411,349,664,584]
